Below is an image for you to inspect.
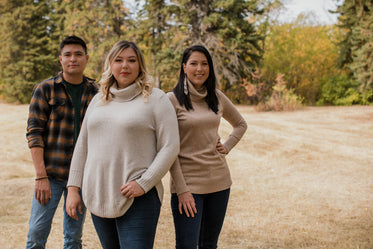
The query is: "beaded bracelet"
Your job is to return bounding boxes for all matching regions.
[35,176,49,181]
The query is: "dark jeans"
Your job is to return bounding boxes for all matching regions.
[171,188,230,249]
[91,187,161,249]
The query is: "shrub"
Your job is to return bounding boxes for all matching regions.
[317,74,361,106]
[243,73,303,111]
[241,71,274,105]
[361,89,373,105]
[223,83,251,104]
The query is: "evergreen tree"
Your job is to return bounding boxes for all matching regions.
[0,0,57,103]
[0,0,275,103]
[166,0,264,92]
[51,0,131,80]
[134,0,177,89]
[335,0,357,68]
[336,0,373,96]
[348,1,373,92]
[0,0,131,103]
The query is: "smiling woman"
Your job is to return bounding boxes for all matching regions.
[111,48,140,89]
[167,45,248,249]
[65,40,180,249]
[183,51,209,90]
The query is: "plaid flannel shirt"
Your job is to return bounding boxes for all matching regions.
[26,72,98,181]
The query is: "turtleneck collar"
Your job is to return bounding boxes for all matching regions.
[110,82,141,102]
[188,80,207,102]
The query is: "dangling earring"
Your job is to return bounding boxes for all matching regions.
[184,75,189,95]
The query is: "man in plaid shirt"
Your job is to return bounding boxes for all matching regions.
[26,35,98,248]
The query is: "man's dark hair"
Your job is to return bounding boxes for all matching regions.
[60,35,87,55]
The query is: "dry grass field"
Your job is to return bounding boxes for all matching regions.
[0,103,372,249]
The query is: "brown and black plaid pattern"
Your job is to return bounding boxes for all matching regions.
[26,72,98,181]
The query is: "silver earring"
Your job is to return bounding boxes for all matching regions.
[184,76,189,95]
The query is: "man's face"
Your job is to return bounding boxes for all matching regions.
[59,44,89,76]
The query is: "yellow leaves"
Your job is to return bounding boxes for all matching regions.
[261,20,342,104]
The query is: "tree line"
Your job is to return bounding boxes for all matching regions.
[0,0,371,107]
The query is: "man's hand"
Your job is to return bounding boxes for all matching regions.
[31,147,51,205]
[35,178,51,205]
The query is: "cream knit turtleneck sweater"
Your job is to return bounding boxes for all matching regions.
[167,82,247,195]
[67,83,179,218]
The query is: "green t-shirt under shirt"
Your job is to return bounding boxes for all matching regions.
[64,80,84,145]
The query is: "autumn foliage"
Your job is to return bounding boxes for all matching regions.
[260,18,342,105]
[243,72,302,111]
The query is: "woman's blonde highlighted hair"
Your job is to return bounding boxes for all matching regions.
[99,40,153,102]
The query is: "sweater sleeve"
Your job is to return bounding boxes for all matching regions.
[67,94,100,188]
[136,91,180,193]
[218,90,248,152]
[166,92,190,194]
[169,157,190,194]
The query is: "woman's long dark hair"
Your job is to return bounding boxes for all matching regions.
[173,45,219,114]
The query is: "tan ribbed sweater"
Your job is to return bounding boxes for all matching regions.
[167,82,247,195]
[67,83,179,218]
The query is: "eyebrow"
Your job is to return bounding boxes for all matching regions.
[116,55,137,59]
[63,50,84,55]
[189,59,208,63]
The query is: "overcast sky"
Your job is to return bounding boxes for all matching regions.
[124,0,340,25]
[280,0,339,24]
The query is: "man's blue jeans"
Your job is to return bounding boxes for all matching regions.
[91,187,161,249]
[171,188,230,249]
[26,178,86,249]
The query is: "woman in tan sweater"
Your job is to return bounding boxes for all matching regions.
[167,45,247,249]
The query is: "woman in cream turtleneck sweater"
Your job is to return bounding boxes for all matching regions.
[65,41,179,249]
[167,45,247,249]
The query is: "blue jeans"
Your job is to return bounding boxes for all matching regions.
[91,187,161,249]
[26,179,86,249]
[171,188,230,249]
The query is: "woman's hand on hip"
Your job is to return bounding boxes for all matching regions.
[216,139,228,155]
[178,191,197,218]
[121,180,145,199]
[66,186,82,220]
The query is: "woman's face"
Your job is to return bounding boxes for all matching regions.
[112,47,140,89]
[183,51,209,90]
